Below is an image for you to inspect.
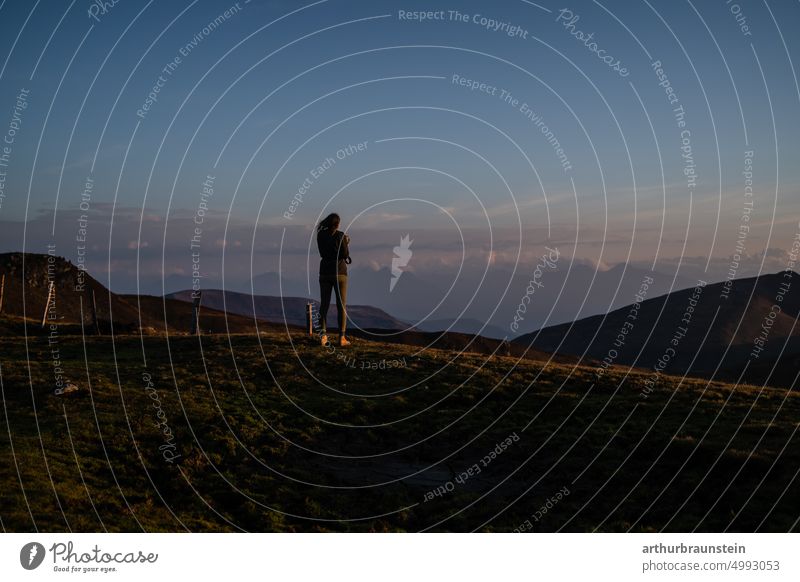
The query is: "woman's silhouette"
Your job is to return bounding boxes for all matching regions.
[316,213,351,346]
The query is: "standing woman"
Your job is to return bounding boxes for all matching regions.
[316,213,351,346]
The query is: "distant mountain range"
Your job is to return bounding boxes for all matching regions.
[250,266,447,326]
[166,288,411,331]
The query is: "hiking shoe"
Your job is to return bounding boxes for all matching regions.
[338,336,350,347]
[320,334,329,346]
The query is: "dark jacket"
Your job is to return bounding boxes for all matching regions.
[317,228,350,276]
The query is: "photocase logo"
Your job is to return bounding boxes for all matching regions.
[390,234,413,292]
[20,542,45,570]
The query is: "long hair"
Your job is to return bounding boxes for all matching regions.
[317,213,340,233]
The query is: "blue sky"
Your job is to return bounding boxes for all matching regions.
[0,0,798,305]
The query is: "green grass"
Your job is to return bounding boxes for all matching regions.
[0,329,798,532]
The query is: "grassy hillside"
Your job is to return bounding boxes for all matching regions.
[0,328,798,532]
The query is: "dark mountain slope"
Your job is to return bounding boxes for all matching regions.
[514,271,799,384]
[0,253,265,334]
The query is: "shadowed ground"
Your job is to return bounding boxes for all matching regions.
[1,330,798,532]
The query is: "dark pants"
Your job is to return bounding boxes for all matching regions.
[319,274,347,335]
